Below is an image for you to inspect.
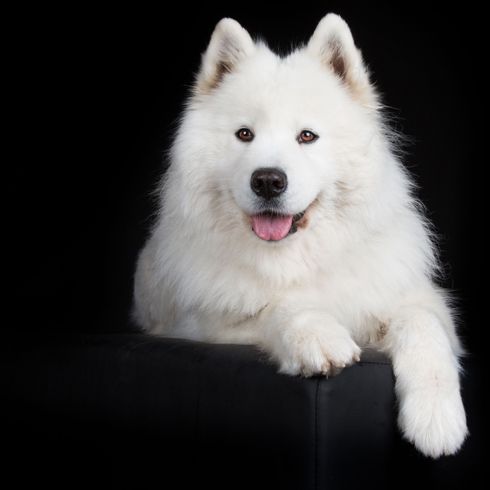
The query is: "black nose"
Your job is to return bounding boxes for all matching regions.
[250,168,288,200]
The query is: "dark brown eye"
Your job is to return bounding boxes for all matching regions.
[236,127,254,142]
[298,130,318,144]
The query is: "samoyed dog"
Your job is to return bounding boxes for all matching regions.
[133,14,467,457]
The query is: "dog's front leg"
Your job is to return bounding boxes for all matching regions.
[381,305,468,457]
[257,304,361,377]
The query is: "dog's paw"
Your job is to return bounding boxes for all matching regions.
[274,313,361,377]
[398,386,468,458]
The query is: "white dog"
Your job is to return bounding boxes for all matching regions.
[133,14,468,458]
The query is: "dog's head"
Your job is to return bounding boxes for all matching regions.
[170,14,387,245]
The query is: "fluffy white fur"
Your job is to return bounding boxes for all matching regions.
[133,14,468,458]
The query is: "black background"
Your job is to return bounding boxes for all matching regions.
[9,1,485,484]
[11,3,485,350]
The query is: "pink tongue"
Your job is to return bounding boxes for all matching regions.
[251,214,293,241]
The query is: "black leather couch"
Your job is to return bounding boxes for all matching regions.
[2,331,481,489]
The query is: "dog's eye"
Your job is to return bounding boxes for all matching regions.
[236,128,254,142]
[298,130,319,144]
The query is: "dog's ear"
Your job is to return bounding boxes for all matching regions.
[196,18,255,95]
[307,14,374,104]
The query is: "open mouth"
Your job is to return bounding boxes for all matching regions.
[250,209,307,242]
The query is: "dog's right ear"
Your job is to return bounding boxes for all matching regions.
[195,18,255,95]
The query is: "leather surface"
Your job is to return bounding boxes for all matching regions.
[3,333,395,489]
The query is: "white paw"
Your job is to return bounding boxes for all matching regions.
[274,313,361,377]
[398,386,468,458]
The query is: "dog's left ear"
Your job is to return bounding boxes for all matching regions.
[308,14,374,104]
